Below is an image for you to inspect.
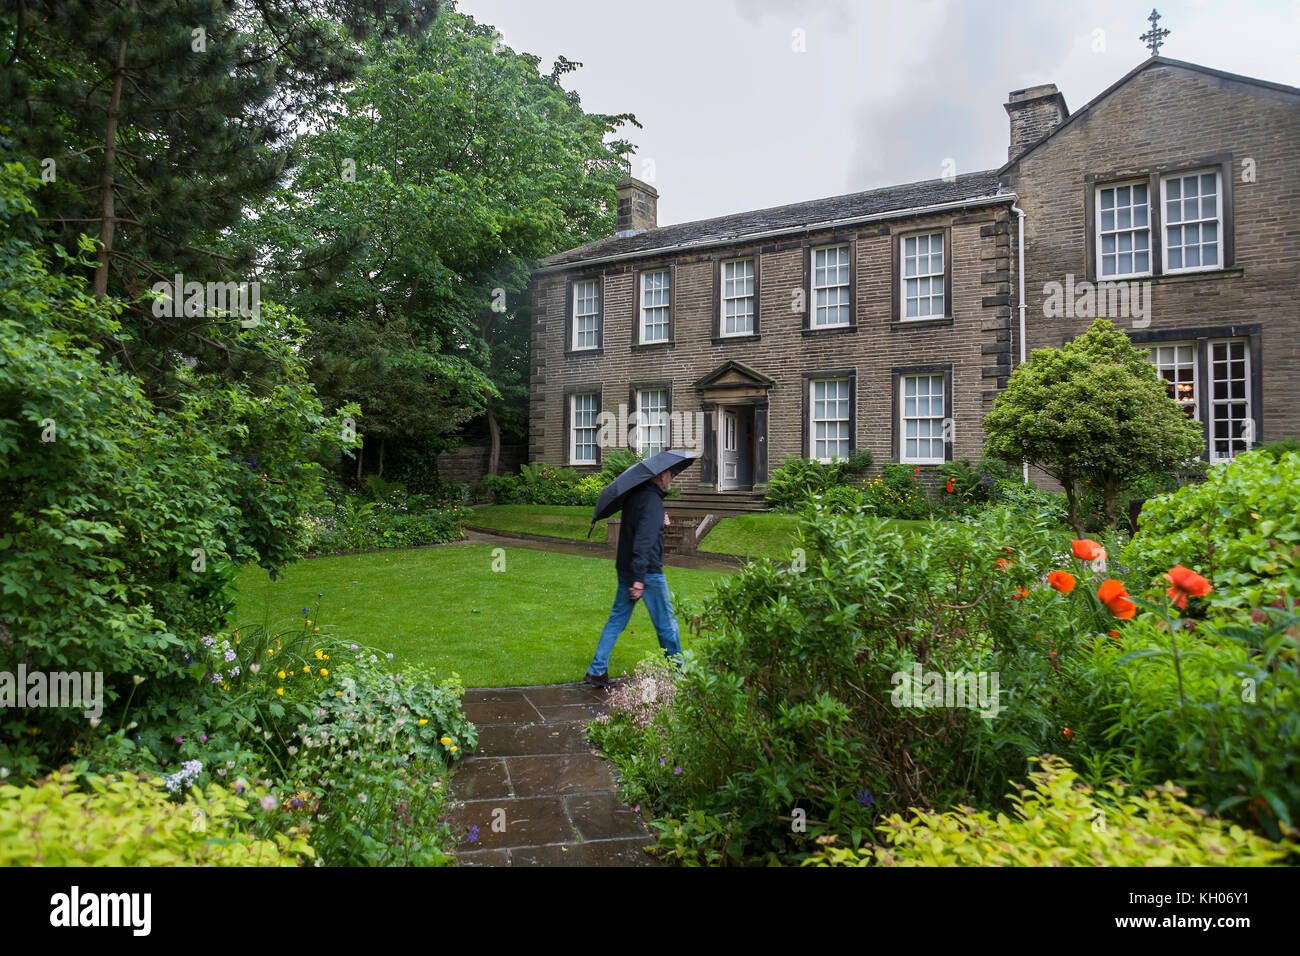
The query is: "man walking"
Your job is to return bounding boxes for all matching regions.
[583,467,682,687]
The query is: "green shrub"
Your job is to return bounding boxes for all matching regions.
[839,450,874,478]
[296,488,465,555]
[0,770,313,866]
[1123,449,1300,621]
[803,756,1292,867]
[1260,437,1300,460]
[764,455,842,511]
[858,463,932,519]
[599,447,646,483]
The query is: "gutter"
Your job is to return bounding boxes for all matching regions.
[1010,200,1029,484]
[536,192,1019,274]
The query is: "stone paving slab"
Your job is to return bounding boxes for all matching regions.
[447,681,660,867]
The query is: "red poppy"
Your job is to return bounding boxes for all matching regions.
[1047,570,1076,594]
[1097,579,1136,620]
[946,479,955,493]
[1071,539,1104,562]
[1062,727,1074,740]
[913,467,921,473]
[1163,564,1212,610]
[1108,630,1119,638]
[1011,587,1029,600]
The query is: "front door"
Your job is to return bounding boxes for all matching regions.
[719,406,755,491]
[721,408,740,490]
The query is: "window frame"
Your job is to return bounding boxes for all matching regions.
[800,369,856,464]
[1094,178,1153,280]
[1148,340,1199,423]
[567,276,603,353]
[1160,168,1224,276]
[1207,337,1252,464]
[562,386,602,467]
[718,256,758,338]
[898,229,947,322]
[629,383,673,458]
[633,266,674,347]
[890,364,953,465]
[809,242,854,330]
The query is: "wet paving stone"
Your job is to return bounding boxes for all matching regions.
[449,757,511,800]
[450,683,657,867]
[476,720,591,758]
[510,838,660,868]
[565,791,654,843]
[505,754,616,798]
[463,698,545,725]
[447,795,576,851]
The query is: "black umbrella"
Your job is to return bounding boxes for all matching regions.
[587,449,701,538]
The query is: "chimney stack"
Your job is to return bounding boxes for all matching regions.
[1004,84,1068,162]
[615,175,658,237]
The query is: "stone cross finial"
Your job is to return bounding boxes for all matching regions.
[1140,9,1170,56]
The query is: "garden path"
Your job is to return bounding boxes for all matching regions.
[447,682,662,866]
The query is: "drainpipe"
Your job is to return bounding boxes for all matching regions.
[1011,201,1029,485]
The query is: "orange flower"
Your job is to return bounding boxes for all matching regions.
[1047,570,1076,594]
[1011,587,1029,600]
[946,479,955,493]
[996,558,1012,572]
[1062,727,1074,740]
[1097,579,1136,620]
[1108,630,1119,638]
[1071,539,1104,561]
[1163,565,1212,609]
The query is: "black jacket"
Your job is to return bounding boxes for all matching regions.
[616,481,666,582]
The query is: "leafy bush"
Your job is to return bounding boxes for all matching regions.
[857,464,932,519]
[0,163,354,772]
[0,770,313,866]
[1260,437,1300,460]
[599,447,646,483]
[764,455,845,511]
[1123,449,1300,621]
[839,449,874,477]
[297,485,465,555]
[481,461,602,506]
[804,756,1292,867]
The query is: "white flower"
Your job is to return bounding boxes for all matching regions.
[233,777,249,793]
[0,767,8,779]
[249,663,260,674]
[287,746,299,756]
[260,794,278,811]
[88,717,101,728]
[358,793,367,803]
[132,675,145,686]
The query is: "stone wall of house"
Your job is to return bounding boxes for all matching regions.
[1003,62,1300,451]
[528,204,1015,493]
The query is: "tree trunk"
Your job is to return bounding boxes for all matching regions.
[93,37,128,298]
[355,438,363,482]
[1063,479,1085,538]
[486,398,501,476]
[377,436,385,478]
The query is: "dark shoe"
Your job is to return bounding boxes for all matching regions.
[583,671,614,688]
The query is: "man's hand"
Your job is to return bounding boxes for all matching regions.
[664,513,670,527]
[629,581,645,601]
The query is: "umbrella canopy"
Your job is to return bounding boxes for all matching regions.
[587,449,701,538]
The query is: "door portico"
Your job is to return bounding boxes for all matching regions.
[694,361,773,492]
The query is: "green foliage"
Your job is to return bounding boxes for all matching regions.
[983,319,1205,535]
[0,770,313,866]
[0,165,352,769]
[1260,438,1300,460]
[764,455,845,511]
[804,756,1292,867]
[857,464,933,519]
[481,461,601,506]
[599,447,646,482]
[297,485,465,555]
[1123,450,1300,621]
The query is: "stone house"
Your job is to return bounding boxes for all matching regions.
[528,56,1300,504]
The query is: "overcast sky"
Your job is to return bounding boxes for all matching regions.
[456,0,1300,227]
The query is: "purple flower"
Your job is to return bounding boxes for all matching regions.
[224,649,237,662]
[659,758,666,766]
[467,824,479,843]
[175,736,183,743]
[673,767,683,776]
[854,788,875,808]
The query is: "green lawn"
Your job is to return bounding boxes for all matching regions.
[234,544,731,686]
[699,512,934,561]
[467,504,607,542]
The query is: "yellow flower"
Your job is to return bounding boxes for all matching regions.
[320,668,328,677]
[313,627,320,633]
[305,620,312,627]
[302,666,310,673]
[336,690,343,697]
[314,650,324,659]
[440,736,452,746]
[276,687,284,696]
[449,746,458,753]
[267,649,275,656]
[418,719,428,726]
[324,654,329,660]
[277,670,286,680]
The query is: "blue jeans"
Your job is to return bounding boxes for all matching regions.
[589,572,682,676]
